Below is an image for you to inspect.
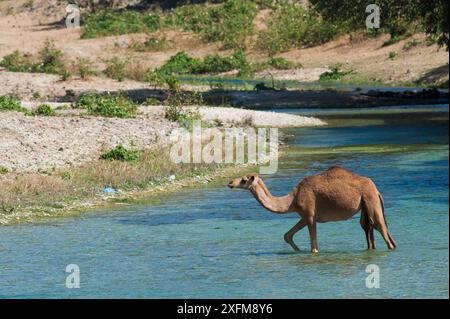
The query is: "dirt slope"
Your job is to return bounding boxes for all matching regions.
[0,0,448,85]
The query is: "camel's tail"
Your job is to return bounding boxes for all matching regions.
[378,193,387,227]
[378,193,397,248]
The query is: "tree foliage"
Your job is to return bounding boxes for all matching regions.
[309,0,448,49]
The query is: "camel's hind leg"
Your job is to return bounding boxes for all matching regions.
[360,209,375,250]
[362,194,397,250]
[374,221,395,250]
[366,198,396,250]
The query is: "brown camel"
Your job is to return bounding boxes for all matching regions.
[228,166,396,253]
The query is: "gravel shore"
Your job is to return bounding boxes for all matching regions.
[0,105,324,172]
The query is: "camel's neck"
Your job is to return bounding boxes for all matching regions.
[250,179,295,214]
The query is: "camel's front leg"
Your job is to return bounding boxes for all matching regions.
[284,219,307,251]
[307,220,319,253]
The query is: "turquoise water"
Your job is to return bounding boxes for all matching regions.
[0,107,448,298]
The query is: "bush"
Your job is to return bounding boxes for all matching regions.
[74,93,138,118]
[193,50,250,74]
[100,145,140,162]
[144,97,162,106]
[29,104,56,116]
[267,57,296,70]
[157,52,202,77]
[165,92,202,130]
[0,50,35,72]
[388,51,398,60]
[237,62,255,78]
[258,3,337,54]
[32,91,41,100]
[403,39,420,51]
[254,82,277,91]
[132,36,168,52]
[167,3,211,32]
[103,57,128,81]
[155,50,251,78]
[0,41,68,76]
[310,0,448,50]
[75,58,96,79]
[319,63,353,81]
[169,0,258,49]
[35,40,66,74]
[81,11,161,39]
[0,166,8,174]
[0,95,26,112]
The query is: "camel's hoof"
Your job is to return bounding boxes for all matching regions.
[311,249,319,254]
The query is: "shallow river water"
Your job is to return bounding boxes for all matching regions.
[0,105,448,298]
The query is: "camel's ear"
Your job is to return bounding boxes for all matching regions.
[249,175,256,182]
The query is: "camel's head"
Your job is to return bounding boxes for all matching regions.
[228,173,259,190]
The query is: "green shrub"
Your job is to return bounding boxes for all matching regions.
[169,0,258,49]
[29,104,56,116]
[75,58,96,79]
[132,36,168,52]
[156,50,251,78]
[0,50,35,72]
[403,39,420,51]
[59,69,72,81]
[267,57,296,70]
[258,3,337,54]
[213,0,258,49]
[35,40,66,74]
[165,92,202,130]
[32,91,41,100]
[319,63,353,81]
[100,145,140,161]
[103,57,128,81]
[167,3,211,32]
[0,41,68,76]
[254,82,277,91]
[74,93,138,118]
[157,52,202,76]
[144,97,162,106]
[0,166,8,174]
[164,74,181,91]
[0,95,26,112]
[237,62,255,78]
[81,11,161,39]
[193,50,250,74]
[388,51,398,59]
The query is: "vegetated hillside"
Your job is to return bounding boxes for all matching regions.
[0,0,448,86]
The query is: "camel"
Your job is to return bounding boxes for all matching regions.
[228,166,396,253]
